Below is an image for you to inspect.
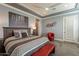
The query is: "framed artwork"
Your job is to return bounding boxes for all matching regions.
[9,12,28,28]
[46,22,56,27]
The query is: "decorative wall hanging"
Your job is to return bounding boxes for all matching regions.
[9,12,28,28]
[46,22,56,27]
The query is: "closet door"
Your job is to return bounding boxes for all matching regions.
[63,15,78,42]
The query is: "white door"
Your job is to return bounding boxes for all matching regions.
[63,15,78,42]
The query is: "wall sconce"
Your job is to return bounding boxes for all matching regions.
[32,26,36,30]
[32,26,36,35]
[31,24,36,35]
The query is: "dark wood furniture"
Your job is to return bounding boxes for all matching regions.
[3,27,31,40]
[0,40,7,56]
[0,40,5,53]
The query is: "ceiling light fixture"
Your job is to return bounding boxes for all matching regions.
[45,8,49,10]
[64,5,68,7]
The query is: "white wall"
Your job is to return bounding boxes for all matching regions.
[42,16,63,39]
[0,4,42,39]
[28,15,42,36]
[42,11,79,42]
[0,5,9,38]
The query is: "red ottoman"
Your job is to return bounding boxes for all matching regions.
[32,43,55,56]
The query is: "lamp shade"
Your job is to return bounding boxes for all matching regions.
[32,26,36,30]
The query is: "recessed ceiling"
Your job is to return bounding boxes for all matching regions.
[6,3,77,18]
[18,3,61,16]
[18,3,76,17]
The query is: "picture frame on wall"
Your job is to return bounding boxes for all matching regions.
[46,22,56,27]
[9,12,28,28]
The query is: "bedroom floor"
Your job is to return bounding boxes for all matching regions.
[0,40,79,56]
[50,41,79,56]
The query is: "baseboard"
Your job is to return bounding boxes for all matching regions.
[55,38,79,45]
[55,38,64,42]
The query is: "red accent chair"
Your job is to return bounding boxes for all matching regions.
[47,32,54,42]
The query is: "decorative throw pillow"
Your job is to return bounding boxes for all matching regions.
[14,30,22,39]
[14,32,20,38]
[14,30,29,39]
[21,32,28,38]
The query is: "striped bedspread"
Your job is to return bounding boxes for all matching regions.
[4,36,49,56]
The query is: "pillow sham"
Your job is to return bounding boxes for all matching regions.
[14,32,21,38]
[14,30,29,39]
[14,30,22,39]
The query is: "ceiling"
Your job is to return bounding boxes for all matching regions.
[18,3,76,17]
[6,3,77,18]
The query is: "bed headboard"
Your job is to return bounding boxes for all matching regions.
[3,27,31,42]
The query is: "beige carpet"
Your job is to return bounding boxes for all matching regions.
[50,41,79,56]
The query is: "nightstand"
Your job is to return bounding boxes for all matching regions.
[0,40,5,53]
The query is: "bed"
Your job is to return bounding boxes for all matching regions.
[3,27,49,56]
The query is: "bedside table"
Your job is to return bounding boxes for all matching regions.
[0,40,5,53]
